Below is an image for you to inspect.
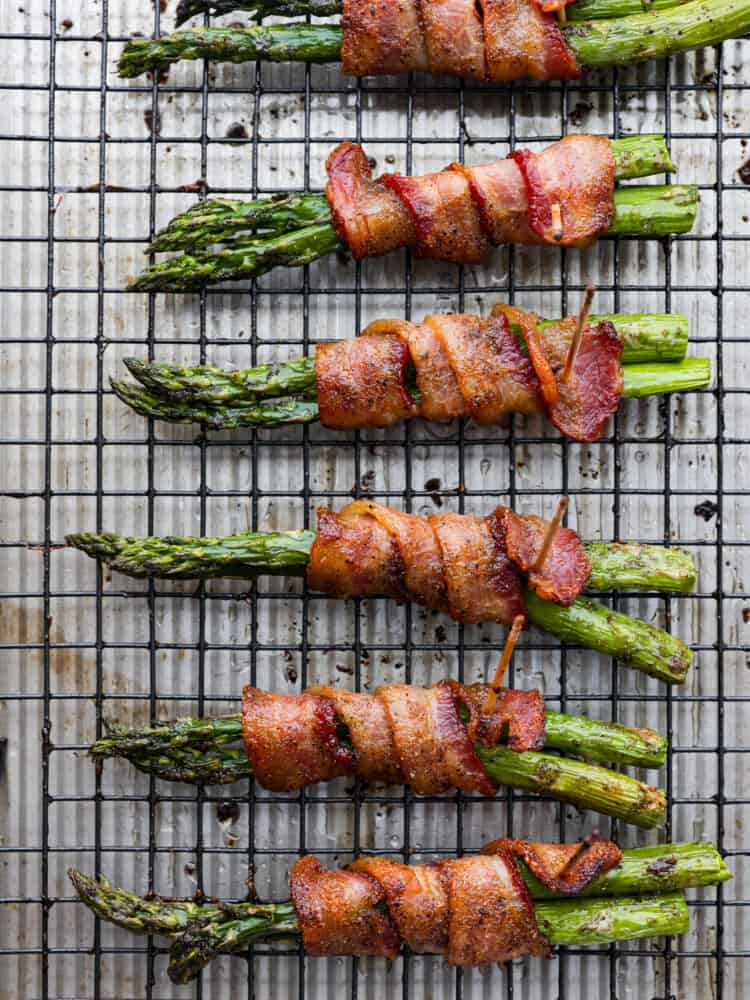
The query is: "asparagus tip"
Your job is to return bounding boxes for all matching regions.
[66,531,129,562]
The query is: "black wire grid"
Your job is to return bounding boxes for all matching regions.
[1,1,748,997]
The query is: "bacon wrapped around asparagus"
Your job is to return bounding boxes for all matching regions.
[67,499,696,683]
[113,306,710,443]
[116,0,750,84]
[89,678,670,826]
[69,839,730,983]
[129,135,699,292]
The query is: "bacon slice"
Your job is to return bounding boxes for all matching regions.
[345,499,449,610]
[306,685,403,786]
[418,0,486,80]
[549,320,624,442]
[492,303,558,407]
[350,858,449,954]
[378,683,497,795]
[448,682,546,752]
[241,687,355,792]
[429,510,526,624]
[307,505,404,601]
[369,319,467,422]
[427,312,543,425]
[383,169,489,264]
[325,142,415,260]
[325,137,615,261]
[458,156,542,250]
[481,837,623,895]
[502,507,591,605]
[511,135,616,247]
[442,854,549,964]
[290,855,401,958]
[481,0,580,82]
[315,333,417,430]
[341,0,429,77]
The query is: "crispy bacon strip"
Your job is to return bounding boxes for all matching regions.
[307,500,589,620]
[482,836,623,895]
[325,142,415,260]
[241,687,356,792]
[291,838,619,961]
[511,135,616,247]
[492,303,559,406]
[341,0,429,77]
[549,320,624,442]
[291,855,401,958]
[481,0,580,83]
[315,333,417,430]
[339,0,579,81]
[502,507,591,606]
[325,137,615,261]
[382,169,489,264]
[444,854,549,963]
[427,312,543,424]
[241,681,546,794]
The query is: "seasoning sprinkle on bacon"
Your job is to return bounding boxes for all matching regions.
[340,0,581,82]
[291,835,621,962]
[325,136,615,260]
[241,681,547,794]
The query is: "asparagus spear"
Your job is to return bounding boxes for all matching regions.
[90,705,668,826]
[70,841,731,982]
[65,529,694,683]
[111,356,710,430]
[128,136,698,292]
[117,0,750,78]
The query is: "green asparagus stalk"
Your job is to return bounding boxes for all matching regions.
[65,528,694,683]
[89,704,668,826]
[117,0,750,78]
[129,189,698,292]
[70,841,730,982]
[110,356,710,431]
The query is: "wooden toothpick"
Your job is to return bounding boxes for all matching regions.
[532,496,569,576]
[483,614,526,714]
[561,284,596,384]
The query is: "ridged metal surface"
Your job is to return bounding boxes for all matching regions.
[0,1,748,997]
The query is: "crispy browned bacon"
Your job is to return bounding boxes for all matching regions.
[325,137,615,262]
[306,500,590,621]
[291,836,620,961]
[340,0,580,82]
[241,681,547,793]
[314,303,624,442]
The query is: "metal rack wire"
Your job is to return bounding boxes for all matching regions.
[0,1,748,997]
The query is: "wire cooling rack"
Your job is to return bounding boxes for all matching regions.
[1,1,749,997]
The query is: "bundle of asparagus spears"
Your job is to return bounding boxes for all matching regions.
[129,135,698,292]
[70,841,731,983]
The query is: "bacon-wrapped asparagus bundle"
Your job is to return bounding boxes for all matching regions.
[66,499,696,683]
[69,839,730,983]
[130,135,698,291]
[117,0,750,82]
[113,306,709,442]
[90,679,669,826]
